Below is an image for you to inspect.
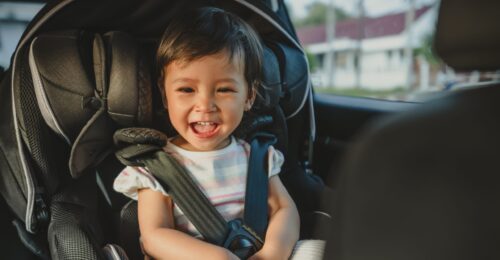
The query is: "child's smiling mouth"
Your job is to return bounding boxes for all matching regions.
[190,121,220,138]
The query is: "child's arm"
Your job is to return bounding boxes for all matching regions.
[250,176,300,260]
[138,188,239,260]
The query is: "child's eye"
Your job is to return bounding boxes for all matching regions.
[217,87,236,93]
[177,87,194,93]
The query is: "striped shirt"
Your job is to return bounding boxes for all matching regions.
[113,136,284,238]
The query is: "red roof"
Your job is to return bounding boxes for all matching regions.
[297,5,432,45]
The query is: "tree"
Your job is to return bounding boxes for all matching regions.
[305,51,318,72]
[415,33,441,65]
[293,2,350,28]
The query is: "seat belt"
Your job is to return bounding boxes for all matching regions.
[114,128,276,258]
[114,128,228,245]
[244,133,277,239]
[143,151,229,244]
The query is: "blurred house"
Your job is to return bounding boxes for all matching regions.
[297,5,439,90]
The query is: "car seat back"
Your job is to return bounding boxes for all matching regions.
[434,1,500,71]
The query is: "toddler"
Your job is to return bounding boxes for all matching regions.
[114,7,302,260]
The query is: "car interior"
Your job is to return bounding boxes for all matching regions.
[0,0,498,259]
[322,0,500,259]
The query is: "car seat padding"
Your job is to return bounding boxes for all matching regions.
[29,30,96,144]
[29,30,153,178]
[106,31,152,127]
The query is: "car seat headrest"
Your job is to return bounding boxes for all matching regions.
[234,40,307,147]
[262,42,309,118]
[434,0,500,71]
[252,46,281,112]
[29,30,152,178]
[105,31,152,127]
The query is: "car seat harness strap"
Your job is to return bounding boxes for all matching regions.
[145,151,228,244]
[115,128,274,259]
[244,132,276,238]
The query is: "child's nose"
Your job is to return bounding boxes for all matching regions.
[194,94,216,112]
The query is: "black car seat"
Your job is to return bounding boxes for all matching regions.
[0,1,327,259]
[324,0,500,259]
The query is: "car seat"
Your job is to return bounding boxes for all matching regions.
[0,0,327,259]
[324,0,500,259]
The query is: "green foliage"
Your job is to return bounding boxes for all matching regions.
[414,33,442,65]
[294,2,351,28]
[305,51,318,72]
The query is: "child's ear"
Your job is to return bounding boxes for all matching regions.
[245,87,257,111]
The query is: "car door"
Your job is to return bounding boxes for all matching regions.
[313,94,417,185]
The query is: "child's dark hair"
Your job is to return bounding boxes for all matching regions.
[156,7,263,101]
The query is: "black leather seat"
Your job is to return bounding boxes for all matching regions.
[324,0,500,259]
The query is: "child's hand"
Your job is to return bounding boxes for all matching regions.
[247,176,299,260]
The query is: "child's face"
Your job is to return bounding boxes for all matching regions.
[163,51,254,151]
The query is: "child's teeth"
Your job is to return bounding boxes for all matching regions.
[193,122,216,133]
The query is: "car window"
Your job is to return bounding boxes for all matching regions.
[3,0,498,102]
[285,0,499,102]
[0,2,43,70]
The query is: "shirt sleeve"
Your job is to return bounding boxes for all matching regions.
[268,146,284,178]
[113,166,169,200]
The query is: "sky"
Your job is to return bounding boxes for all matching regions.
[285,0,438,18]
